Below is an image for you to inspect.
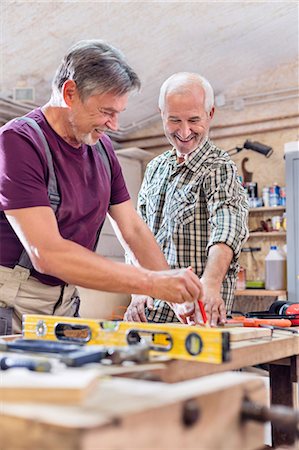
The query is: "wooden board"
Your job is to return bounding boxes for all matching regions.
[0,365,101,404]
[218,325,272,342]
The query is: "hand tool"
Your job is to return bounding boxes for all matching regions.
[244,300,299,326]
[61,343,150,367]
[0,339,83,354]
[258,324,299,334]
[227,317,292,327]
[0,356,52,372]
[22,314,231,364]
[0,338,149,367]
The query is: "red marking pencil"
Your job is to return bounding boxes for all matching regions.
[198,300,208,325]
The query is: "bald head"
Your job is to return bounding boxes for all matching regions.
[158,72,214,114]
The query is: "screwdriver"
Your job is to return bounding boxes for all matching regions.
[0,356,52,372]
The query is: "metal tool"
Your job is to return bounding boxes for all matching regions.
[0,339,83,354]
[259,324,299,334]
[61,343,150,367]
[0,356,51,372]
[22,314,231,364]
[0,338,149,367]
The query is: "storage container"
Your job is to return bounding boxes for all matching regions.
[265,245,287,290]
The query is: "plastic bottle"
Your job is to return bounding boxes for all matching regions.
[265,245,286,290]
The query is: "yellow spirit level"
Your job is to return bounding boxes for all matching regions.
[22,314,230,364]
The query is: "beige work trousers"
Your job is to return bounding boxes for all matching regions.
[0,265,79,335]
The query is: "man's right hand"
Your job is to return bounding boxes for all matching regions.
[149,266,203,304]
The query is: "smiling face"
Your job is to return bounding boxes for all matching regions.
[161,86,214,155]
[63,80,129,147]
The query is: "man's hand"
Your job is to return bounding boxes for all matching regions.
[149,267,203,304]
[168,301,204,325]
[200,281,226,327]
[123,295,154,322]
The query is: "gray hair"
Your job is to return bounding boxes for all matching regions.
[52,39,141,100]
[158,72,214,113]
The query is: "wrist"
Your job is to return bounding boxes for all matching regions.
[200,276,222,291]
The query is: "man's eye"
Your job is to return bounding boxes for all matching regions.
[169,119,180,123]
[189,118,201,123]
[99,109,113,117]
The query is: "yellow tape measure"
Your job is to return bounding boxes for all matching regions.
[22,314,230,364]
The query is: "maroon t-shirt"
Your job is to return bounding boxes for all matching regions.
[0,108,130,285]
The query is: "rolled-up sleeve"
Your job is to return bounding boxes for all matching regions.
[204,161,249,260]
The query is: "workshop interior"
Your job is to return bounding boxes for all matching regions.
[0,2,299,450]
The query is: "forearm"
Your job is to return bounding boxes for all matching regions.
[111,209,169,270]
[5,206,202,304]
[125,223,169,270]
[201,243,233,289]
[34,236,155,294]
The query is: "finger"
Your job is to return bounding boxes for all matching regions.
[219,303,227,324]
[146,297,154,311]
[178,314,188,324]
[210,306,220,327]
[136,301,147,322]
[124,308,133,322]
[193,303,204,325]
[131,306,143,322]
[186,316,196,326]
[203,302,212,324]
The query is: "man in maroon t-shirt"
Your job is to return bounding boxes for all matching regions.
[0,40,202,334]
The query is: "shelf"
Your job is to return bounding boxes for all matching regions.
[249,231,286,238]
[235,289,287,297]
[249,206,286,213]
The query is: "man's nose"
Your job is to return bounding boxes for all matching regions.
[106,114,119,131]
[179,122,191,138]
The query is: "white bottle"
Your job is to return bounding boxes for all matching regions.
[265,245,287,290]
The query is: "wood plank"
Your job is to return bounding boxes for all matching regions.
[0,355,166,404]
[0,366,101,404]
[219,326,272,341]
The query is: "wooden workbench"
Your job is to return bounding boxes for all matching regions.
[0,371,268,450]
[123,330,299,447]
[1,329,299,449]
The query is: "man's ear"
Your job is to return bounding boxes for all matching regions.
[209,106,215,119]
[62,80,77,107]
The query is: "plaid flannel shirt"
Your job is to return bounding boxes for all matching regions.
[137,139,249,322]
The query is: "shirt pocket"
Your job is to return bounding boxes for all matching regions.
[168,188,197,225]
[146,186,163,216]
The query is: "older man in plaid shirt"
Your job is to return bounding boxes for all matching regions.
[124,72,249,326]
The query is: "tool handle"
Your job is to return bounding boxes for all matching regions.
[1,339,83,354]
[233,317,292,327]
[0,356,52,372]
[248,318,292,327]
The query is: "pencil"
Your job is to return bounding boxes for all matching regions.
[198,300,208,325]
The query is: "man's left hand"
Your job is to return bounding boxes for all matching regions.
[168,301,204,325]
[123,294,154,322]
[200,281,227,327]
